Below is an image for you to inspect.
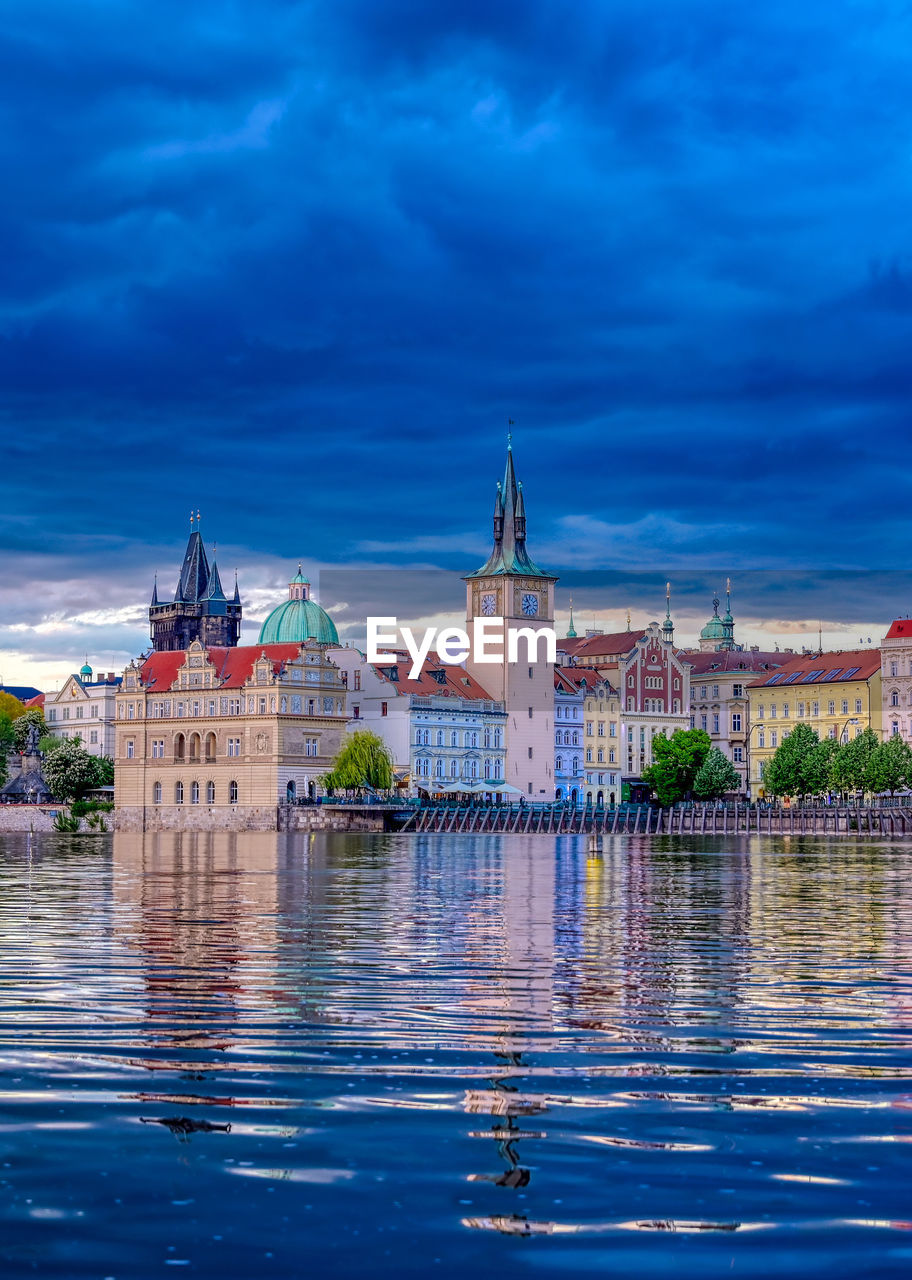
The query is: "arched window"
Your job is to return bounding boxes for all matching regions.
[572,731,579,745]
[174,733,185,761]
[493,728,502,748]
[450,760,458,778]
[556,755,563,771]
[175,781,184,804]
[286,780,296,802]
[188,733,201,762]
[190,781,200,805]
[207,781,216,803]
[153,781,162,804]
[572,757,579,774]
[436,730,444,747]
[484,727,491,748]
[435,759,444,777]
[451,730,458,747]
[892,690,900,706]
[470,759,477,778]
[205,732,217,761]
[229,780,238,803]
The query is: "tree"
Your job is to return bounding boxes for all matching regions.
[692,748,742,800]
[830,727,880,796]
[642,729,712,805]
[0,714,14,786]
[323,730,393,794]
[12,708,49,752]
[42,739,104,802]
[763,723,823,798]
[0,691,26,722]
[804,736,841,797]
[94,757,115,787]
[865,735,912,796]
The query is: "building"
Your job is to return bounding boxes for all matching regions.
[0,682,41,703]
[553,668,587,803]
[580,673,622,805]
[114,639,348,830]
[687,647,786,793]
[464,440,557,799]
[747,650,883,795]
[881,620,912,740]
[559,619,692,793]
[44,663,121,757]
[258,568,339,645]
[327,647,507,796]
[150,521,242,651]
[696,585,736,652]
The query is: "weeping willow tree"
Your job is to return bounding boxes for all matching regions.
[323,729,393,795]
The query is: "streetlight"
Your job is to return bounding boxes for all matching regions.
[744,720,767,800]
[839,716,859,744]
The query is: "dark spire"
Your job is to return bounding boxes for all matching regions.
[233,570,241,605]
[204,559,227,602]
[663,580,674,643]
[175,529,210,603]
[721,576,735,650]
[151,574,159,607]
[468,436,554,580]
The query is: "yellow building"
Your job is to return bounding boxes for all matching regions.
[747,650,882,794]
[114,639,348,830]
[580,673,622,804]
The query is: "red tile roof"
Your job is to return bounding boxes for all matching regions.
[685,650,786,677]
[885,619,912,639]
[372,655,499,702]
[25,693,45,708]
[747,649,881,689]
[570,630,648,659]
[554,666,608,694]
[139,644,305,692]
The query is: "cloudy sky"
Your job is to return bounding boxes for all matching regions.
[3,0,911,689]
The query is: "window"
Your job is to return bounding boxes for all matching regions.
[628,675,634,687]
[126,739,135,758]
[440,730,447,747]
[700,714,707,730]
[259,697,267,714]
[190,781,199,805]
[797,702,805,718]
[841,700,849,715]
[892,721,900,736]
[828,700,835,715]
[90,730,98,745]
[891,661,898,677]
[758,730,765,748]
[229,780,238,803]
[712,685,719,698]
[354,670,361,690]
[586,721,593,735]
[892,691,900,706]
[712,714,720,733]
[732,684,743,698]
[153,781,162,804]
[733,746,743,762]
[770,731,778,747]
[597,722,605,736]
[175,781,184,804]
[812,702,819,717]
[782,704,790,719]
[48,709,57,721]
[381,702,388,717]
[770,704,777,718]
[731,713,742,732]
[528,706,534,719]
[76,705,83,720]
[758,705,764,720]
[227,737,241,757]
[63,707,70,721]
[352,704,360,719]
[586,748,592,762]
[597,748,604,763]
[451,730,458,747]
[556,755,563,771]
[855,699,863,714]
[208,700,216,716]
[556,705,562,719]
[700,686,707,698]
[206,781,215,803]
[152,739,164,758]
[528,746,533,759]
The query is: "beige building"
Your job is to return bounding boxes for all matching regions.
[114,639,348,830]
[747,650,883,795]
[687,649,785,793]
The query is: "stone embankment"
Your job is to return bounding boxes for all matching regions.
[0,805,69,832]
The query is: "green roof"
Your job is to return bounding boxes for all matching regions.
[257,598,338,646]
[700,616,726,640]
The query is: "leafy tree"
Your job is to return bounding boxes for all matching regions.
[830,727,880,796]
[763,723,823,798]
[642,729,712,805]
[0,691,26,722]
[12,708,49,752]
[94,757,115,787]
[0,714,14,786]
[865,735,912,796]
[804,736,841,797]
[323,730,393,795]
[42,740,103,802]
[692,748,742,800]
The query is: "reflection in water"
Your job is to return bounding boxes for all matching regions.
[0,831,910,1278]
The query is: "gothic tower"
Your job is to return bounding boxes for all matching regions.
[464,439,557,799]
[149,522,242,651]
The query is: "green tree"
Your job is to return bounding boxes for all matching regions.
[323,730,393,795]
[0,714,15,786]
[94,757,115,787]
[830,726,880,796]
[0,691,26,722]
[804,736,841,797]
[12,708,49,752]
[42,739,104,802]
[692,747,742,800]
[865,735,912,796]
[642,729,712,805]
[763,723,823,798]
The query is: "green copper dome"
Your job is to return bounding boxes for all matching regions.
[258,598,338,645]
[80,661,93,678]
[258,568,338,645]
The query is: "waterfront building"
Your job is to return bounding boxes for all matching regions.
[880,620,912,741]
[687,649,786,793]
[747,650,883,795]
[114,639,348,830]
[327,647,506,797]
[149,521,242,652]
[560,620,691,793]
[579,672,622,805]
[464,440,557,799]
[43,663,121,757]
[553,667,586,803]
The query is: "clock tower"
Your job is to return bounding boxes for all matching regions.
[465,439,557,799]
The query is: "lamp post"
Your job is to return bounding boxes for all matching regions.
[839,716,859,745]
[744,720,767,801]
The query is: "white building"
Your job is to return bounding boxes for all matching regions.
[44,662,121,757]
[881,619,912,741]
[327,647,507,796]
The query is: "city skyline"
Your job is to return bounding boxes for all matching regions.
[4,2,912,685]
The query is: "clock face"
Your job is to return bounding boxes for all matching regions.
[481,592,496,616]
[521,593,539,617]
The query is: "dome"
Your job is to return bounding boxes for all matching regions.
[258,597,338,645]
[700,616,726,641]
[80,661,93,678]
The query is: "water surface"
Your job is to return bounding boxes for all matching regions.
[1,831,911,1278]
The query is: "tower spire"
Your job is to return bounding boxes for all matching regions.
[662,580,674,643]
[721,576,735,649]
[468,437,552,579]
[567,596,577,639]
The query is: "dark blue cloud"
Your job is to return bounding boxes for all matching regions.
[3,0,912,681]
